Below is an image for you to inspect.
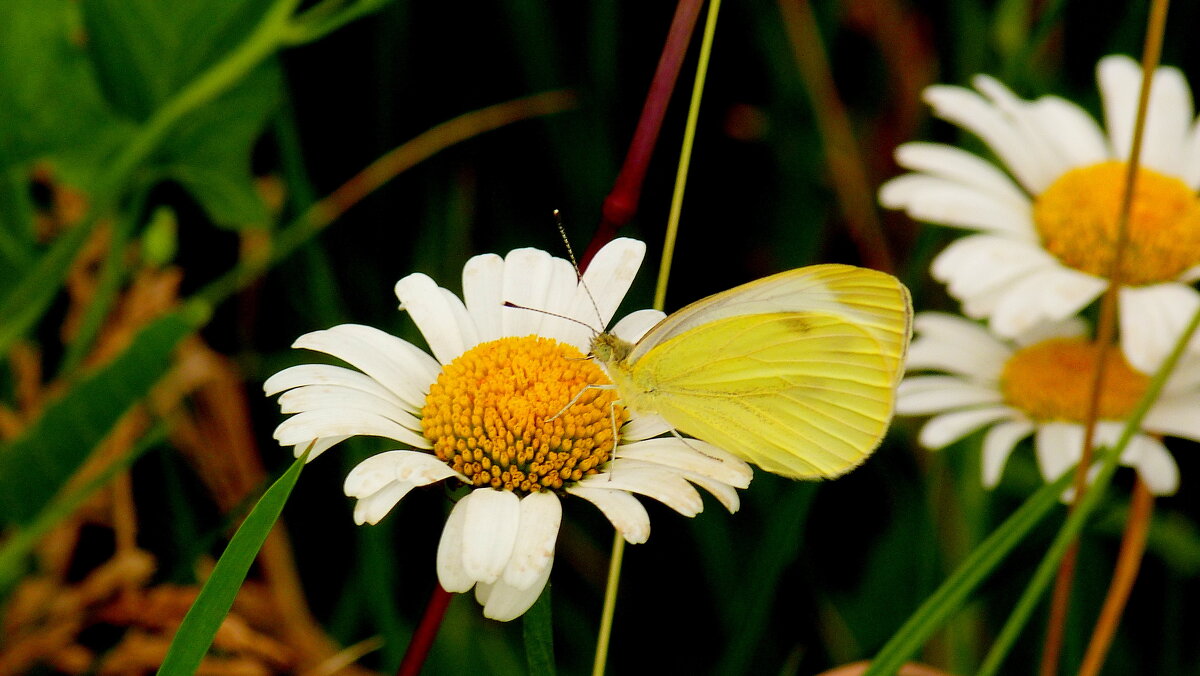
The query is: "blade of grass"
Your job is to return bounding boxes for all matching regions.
[157,444,311,675]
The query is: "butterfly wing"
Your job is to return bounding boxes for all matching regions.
[631,265,912,387]
[626,310,899,479]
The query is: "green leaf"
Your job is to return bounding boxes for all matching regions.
[80,0,281,228]
[523,585,556,676]
[157,452,307,676]
[0,312,194,525]
[0,0,135,186]
[158,63,281,227]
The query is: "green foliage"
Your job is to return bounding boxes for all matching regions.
[158,453,307,675]
[0,312,193,525]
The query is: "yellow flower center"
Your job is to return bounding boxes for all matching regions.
[1033,161,1200,285]
[420,335,626,493]
[1000,337,1148,422]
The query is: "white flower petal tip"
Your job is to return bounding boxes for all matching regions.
[501,492,562,590]
[344,451,465,496]
[461,489,522,585]
[481,563,552,622]
[567,486,651,544]
[437,496,474,593]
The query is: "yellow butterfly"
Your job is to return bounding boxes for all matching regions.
[591,264,912,479]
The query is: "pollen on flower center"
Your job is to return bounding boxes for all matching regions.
[1033,161,1200,285]
[1000,337,1148,422]
[420,335,627,493]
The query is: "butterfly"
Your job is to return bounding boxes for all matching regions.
[590,264,912,479]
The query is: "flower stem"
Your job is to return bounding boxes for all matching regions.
[591,531,627,676]
[395,585,453,676]
[1039,2,1170,673]
[591,2,722,673]
[1076,477,1154,676]
[581,0,704,268]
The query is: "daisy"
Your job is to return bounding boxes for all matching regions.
[880,54,1200,374]
[895,312,1196,497]
[263,238,752,621]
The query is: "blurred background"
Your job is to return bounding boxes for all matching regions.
[2,0,1199,674]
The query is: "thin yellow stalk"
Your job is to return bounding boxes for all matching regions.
[593,1,723,674]
[1039,1,1171,673]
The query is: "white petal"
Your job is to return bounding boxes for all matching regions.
[576,465,703,516]
[572,238,646,329]
[462,489,521,584]
[878,174,1035,237]
[1182,118,1200,189]
[395,273,478,364]
[918,406,1016,450]
[1011,316,1089,348]
[292,435,348,461]
[614,438,753,488]
[567,486,651,544]
[906,312,1010,380]
[897,376,1003,415]
[344,450,463,497]
[1099,55,1145,165]
[1100,56,1194,175]
[352,482,414,525]
[1029,96,1109,168]
[891,142,1029,208]
[274,409,430,450]
[1034,422,1084,482]
[981,419,1034,486]
[1119,283,1200,374]
[989,266,1106,338]
[501,248,557,338]
[292,325,439,410]
[923,84,1054,193]
[620,411,673,441]
[1144,393,1200,440]
[682,473,742,512]
[932,235,1056,303]
[265,364,408,409]
[501,492,562,590]
[538,257,589,346]
[610,309,667,343]
[278,385,418,428]
[437,497,474,593]
[481,560,552,622]
[1123,435,1179,496]
[973,74,1075,186]
[462,253,505,342]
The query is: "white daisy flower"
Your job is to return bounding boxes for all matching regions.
[264,238,752,621]
[896,312,1195,497]
[880,54,1200,374]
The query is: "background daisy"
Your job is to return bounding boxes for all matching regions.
[880,54,1200,374]
[264,238,752,620]
[896,312,1193,496]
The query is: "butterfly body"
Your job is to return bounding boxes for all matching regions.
[591,264,912,479]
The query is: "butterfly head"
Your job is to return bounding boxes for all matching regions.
[589,331,633,367]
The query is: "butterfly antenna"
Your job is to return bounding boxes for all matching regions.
[554,209,605,330]
[504,301,596,333]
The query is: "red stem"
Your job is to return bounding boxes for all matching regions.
[581,0,704,268]
[395,585,454,676]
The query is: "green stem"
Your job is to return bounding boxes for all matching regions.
[591,532,626,676]
[977,303,1200,676]
[865,302,1200,676]
[0,0,300,359]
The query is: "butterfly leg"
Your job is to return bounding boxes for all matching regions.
[667,426,725,464]
[545,383,618,422]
